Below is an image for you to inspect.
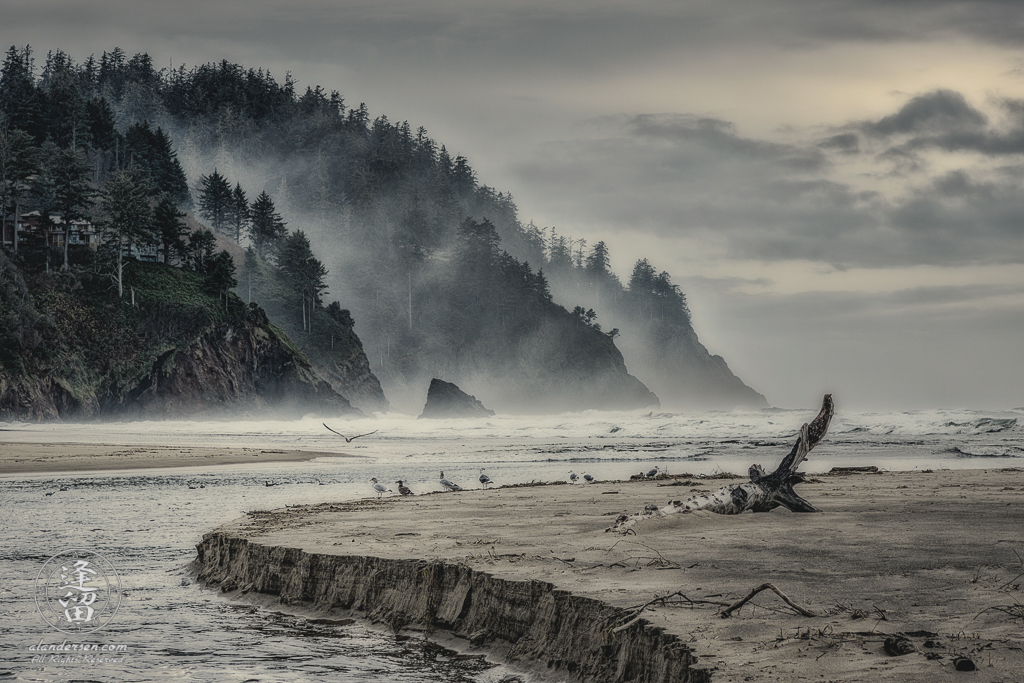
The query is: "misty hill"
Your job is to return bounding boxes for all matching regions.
[210,223,389,415]
[1,46,765,412]
[0,251,360,421]
[544,254,767,409]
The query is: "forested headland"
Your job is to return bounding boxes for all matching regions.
[1,45,766,417]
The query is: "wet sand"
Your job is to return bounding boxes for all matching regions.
[0,442,356,474]
[207,468,1024,682]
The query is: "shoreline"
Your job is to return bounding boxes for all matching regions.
[195,468,1024,682]
[0,442,357,475]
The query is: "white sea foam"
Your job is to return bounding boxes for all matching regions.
[2,405,1021,478]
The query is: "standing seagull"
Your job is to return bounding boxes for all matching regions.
[396,480,413,496]
[582,472,595,483]
[324,423,379,442]
[439,471,462,492]
[568,471,579,484]
[645,466,660,479]
[479,469,493,488]
[370,477,391,498]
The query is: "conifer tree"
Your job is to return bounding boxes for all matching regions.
[0,128,39,254]
[196,168,231,234]
[278,230,328,333]
[0,46,41,139]
[100,169,154,298]
[153,194,188,265]
[184,228,216,273]
[584,240,612,306]
[585,241,610,276]
[150,126,189,204]
[230,183,249,243]
[204,250,237,302]
[248,190,286,260]
[240,246,260,304]
[39,49,88,149]
[36,143,94,271]
[85,97,119,181]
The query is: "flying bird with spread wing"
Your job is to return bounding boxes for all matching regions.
[323,423,378,442]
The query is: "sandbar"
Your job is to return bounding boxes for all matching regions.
[0,442,356,474]
[202,468,1024,682]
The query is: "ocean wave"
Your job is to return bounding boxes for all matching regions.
[940,445,1024,458]
[835,413,1019,437]
[935,418,1018,434]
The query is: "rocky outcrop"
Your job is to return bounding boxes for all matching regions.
[0,375,83,422]
[0,320,358,421]
[308,349,389,416]
[116,322,358,419]
[194,532,709,683]
[0,255,364,421]
[418,378,495,419]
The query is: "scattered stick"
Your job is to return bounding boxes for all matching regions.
[997,547,1024,590]
[975,604,1024,621]
[719,582,816,619]
[612,590,730,633]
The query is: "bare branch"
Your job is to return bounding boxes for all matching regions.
[719,582,816,619]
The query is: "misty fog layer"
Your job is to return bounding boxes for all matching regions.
[0,48,763,413]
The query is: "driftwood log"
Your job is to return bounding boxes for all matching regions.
[608,394,834,531]
[719,582,816,618]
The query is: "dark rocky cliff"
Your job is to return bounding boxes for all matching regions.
[116,321,353,419]
[0,254,362,421]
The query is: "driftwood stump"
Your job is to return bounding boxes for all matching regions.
[609,395,834,531]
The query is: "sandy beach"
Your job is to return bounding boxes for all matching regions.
[0,442,356,474]
[6,440,1023,681]
[199,468,1024,682]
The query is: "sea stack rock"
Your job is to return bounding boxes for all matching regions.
[418,378,495,419]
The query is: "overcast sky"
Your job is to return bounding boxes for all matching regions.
[6,0,1024,411]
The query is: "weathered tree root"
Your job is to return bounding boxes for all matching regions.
[719,582,816,619]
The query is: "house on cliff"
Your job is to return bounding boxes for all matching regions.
[3,211,98,251]
[3,211,158,261]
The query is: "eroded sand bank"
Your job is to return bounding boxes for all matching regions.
[195,468,1024,682]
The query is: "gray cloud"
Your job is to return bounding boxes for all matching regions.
[511,85,1024,271]
[818,133,860,155]
[885,170,1024,262]
[8,0,1024,83]
[851,90,1024,160]
[861,90,988,138]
